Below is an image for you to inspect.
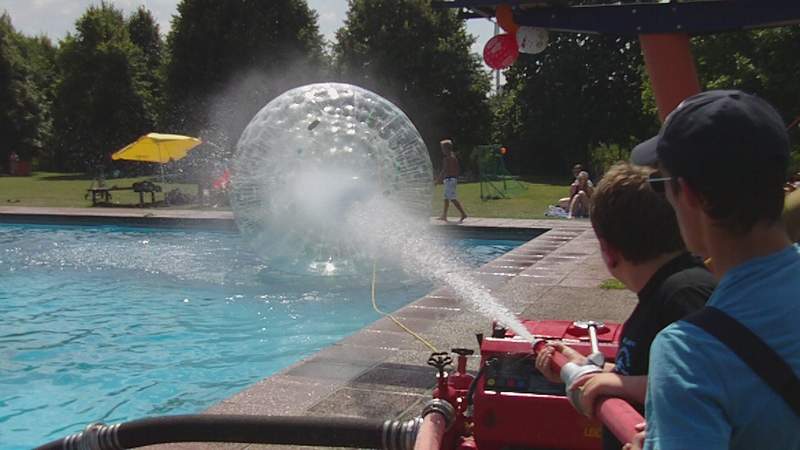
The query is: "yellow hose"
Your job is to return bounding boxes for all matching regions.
[371,261,439,353]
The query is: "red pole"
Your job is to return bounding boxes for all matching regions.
[533,341,644,445]
[639,34,701,121]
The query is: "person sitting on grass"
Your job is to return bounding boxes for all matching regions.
[558,164,593,210]
[567,171,594,219]
[535,161,716,450]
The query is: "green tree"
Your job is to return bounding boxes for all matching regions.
[691,27,800,169]
[333,0,491,171]
[164,0,326,151]
[493,32,656,176]
[51,3,154,171]
[16,33,58,167]
[127,6,164,117]
[0,13,44,165]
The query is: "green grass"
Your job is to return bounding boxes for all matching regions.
[599,278,627,290]
[0,172,200,208]
[431,178,567,219]
[1,173,570,219]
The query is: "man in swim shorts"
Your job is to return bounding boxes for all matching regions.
[437,139,468,223]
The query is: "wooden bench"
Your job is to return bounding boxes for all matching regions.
[132,181,162,207]
[87,186,133,205]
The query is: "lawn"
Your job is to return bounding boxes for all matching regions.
[431,178,567,220]
[1,173,569,219]
[0,172,200,208]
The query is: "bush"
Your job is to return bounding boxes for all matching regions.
[589,142,631,178]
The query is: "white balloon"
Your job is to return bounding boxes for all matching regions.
[516,26,549,54]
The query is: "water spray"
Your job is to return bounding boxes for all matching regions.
[229,82,532,338]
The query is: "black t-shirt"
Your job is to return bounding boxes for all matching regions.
[603,252,716,450]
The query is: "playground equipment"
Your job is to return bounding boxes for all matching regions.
[475,144,527,200]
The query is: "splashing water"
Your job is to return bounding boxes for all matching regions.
[231,82,533,341]
[347,199,534,341]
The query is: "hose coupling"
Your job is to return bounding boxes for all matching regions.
[62,422,123,450]
[560,362,604,416]
[382,417,423,450]
[420,398,456,430]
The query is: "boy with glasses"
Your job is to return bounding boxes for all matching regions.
[628,90,800,450]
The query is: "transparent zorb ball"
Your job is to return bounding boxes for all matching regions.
[231,83,433,268]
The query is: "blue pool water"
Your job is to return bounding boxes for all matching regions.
[0,223,522,449]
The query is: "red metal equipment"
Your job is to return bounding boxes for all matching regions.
[428,319,647,450]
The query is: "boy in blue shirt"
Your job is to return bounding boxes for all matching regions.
[629,90,800,450]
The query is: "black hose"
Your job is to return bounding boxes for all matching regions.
[466,359,492,406]
[35,415,404,450]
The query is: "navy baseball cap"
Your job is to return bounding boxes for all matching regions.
[631,90,789,177]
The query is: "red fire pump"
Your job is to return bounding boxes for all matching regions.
[425,319,635,450]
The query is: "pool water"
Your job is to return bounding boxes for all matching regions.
[0,223,522,449]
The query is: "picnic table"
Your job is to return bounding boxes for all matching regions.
[133,181,162,206]
[87,186,133,205]
[87,181,162,207]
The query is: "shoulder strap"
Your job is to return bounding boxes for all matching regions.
[683,306,800,416]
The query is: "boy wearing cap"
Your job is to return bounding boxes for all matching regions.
[629,90,800,450]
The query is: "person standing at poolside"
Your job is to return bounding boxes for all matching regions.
[626,90,800,450]
[437,139,468,223]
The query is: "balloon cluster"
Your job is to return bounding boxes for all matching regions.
[483,4,550,70]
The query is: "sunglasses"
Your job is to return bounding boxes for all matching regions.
[647,172,673,193]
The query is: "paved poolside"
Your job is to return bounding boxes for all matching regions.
[1,207,637,449]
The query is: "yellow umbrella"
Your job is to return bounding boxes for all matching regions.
[112,133,202,182]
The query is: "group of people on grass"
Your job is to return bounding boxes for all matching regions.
[532,90,800,450]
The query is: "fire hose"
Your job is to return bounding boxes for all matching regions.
[532,339,645,445]
[34,413,430,450]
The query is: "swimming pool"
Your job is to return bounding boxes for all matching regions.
[0,223,523,449]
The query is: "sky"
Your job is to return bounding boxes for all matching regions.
[3,0,499,72]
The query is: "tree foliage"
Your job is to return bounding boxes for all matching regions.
[0,13,48,163]
[3,2,800,179]
[691,27,800,169]
[333,0,491,171]
[493,32,656,176]
[127,6,164,116]
[164,0,326,152]
[51,3,155,171]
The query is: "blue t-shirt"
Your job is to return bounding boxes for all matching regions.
[644,245,800,450]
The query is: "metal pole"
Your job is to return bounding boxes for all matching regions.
[494,20,500,95]
[158,142,166,184]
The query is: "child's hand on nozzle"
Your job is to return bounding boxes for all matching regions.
[535,342,588,383]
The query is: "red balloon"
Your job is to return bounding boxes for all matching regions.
[483,33,519,70]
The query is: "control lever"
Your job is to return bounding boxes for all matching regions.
[572,320,605,368]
